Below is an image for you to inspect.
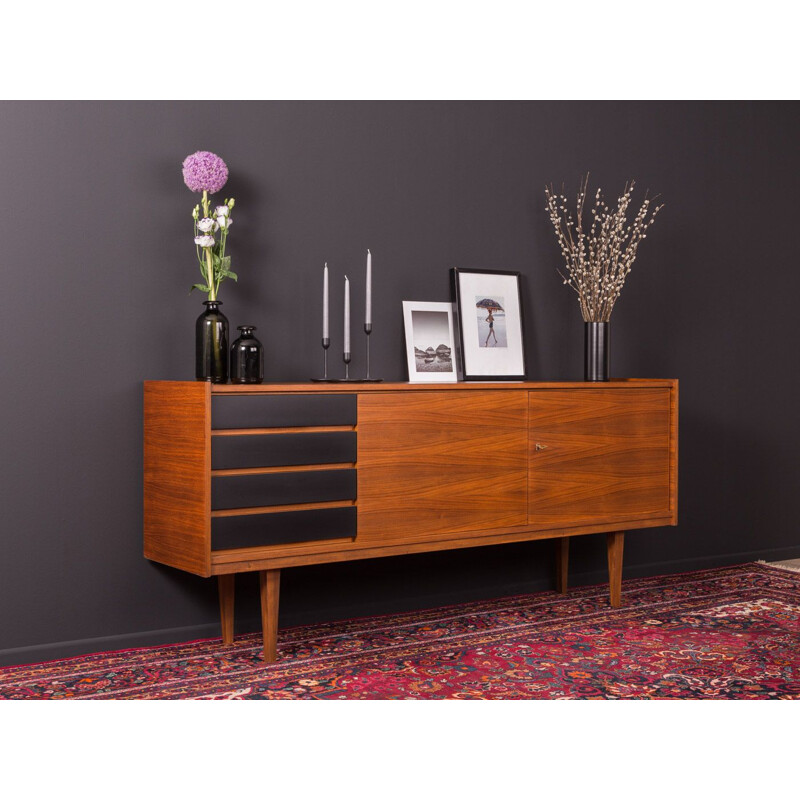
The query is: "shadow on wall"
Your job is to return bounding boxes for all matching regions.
[154,538,562,637]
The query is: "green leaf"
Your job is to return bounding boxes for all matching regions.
[220,256,231,270]
[225,271,238,281]
[190,283,211,293]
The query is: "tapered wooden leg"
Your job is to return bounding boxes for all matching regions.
[555,537,569,594]
[218,574,235,645]
[606,531,625,608]
[259,569,281,663]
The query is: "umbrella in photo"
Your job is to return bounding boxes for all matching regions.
[476,298,504,311]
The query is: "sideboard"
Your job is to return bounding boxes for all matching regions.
[144,379,678,661]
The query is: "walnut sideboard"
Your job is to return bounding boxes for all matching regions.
[144,379,678,661]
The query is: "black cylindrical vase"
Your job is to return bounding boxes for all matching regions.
[230,325,264,384]
[584,322,609,382]
[196,300,229,383]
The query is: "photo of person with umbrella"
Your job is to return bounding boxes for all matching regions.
[475,297,507,348]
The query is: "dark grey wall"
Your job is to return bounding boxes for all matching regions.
[2,101,799,666]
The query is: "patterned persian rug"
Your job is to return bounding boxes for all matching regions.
[2,563,799,700]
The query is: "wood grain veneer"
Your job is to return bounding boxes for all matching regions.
[211,499,356,517]
[211,425,355,436]
[607,532,625,608]
[208,514,673,572]
[528,388,672,527]
[669,381,679,523]
[211,463,355,477]
[357,390,528,542]
[259,570,280,662]
[144,381,210,576]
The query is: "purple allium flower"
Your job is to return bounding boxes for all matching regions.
[182,151,229,194]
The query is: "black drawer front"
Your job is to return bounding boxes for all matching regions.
[211,507,357,550]
[212,394,356,430]
[212,432,357,470]
[211,470,357,510]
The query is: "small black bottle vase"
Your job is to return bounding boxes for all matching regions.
[196,300,229,383]
[584,321,609,382]
[230,325,264,384]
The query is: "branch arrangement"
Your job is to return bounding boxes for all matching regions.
[545,175,663,322]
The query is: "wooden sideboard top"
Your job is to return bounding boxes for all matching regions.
[143,378,677,394]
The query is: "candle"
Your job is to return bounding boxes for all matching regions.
[322,262,329,340]
[365,249,372,326]
[344,275,350,354]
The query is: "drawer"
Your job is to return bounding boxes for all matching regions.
[212,394,356,430]
[211,469,357,510]
[211,506,357,550]
[211,432,357,470]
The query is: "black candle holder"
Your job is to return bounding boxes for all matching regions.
[310,337,334,382]
[310,321,382,382]
[362,323,382,383]
[333,349,365,382]
[313,345,363,382]
[343,349,351,380]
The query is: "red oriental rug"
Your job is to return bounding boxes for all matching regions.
[2,562,799,699]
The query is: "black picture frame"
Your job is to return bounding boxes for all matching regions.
[450,268,527,381]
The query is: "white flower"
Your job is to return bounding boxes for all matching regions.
[217,215,232,229]
[197,217,218,233]
[194,235,215,248]
[215,205,230,217]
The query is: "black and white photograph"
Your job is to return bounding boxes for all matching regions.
[451,269,526,380]
[475,296,507,348]
[402,301,457,382]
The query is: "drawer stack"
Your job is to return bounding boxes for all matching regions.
[210,394,358,551]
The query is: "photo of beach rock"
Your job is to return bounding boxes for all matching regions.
[411,310,453,372]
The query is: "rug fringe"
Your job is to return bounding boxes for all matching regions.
[756,560,800,574]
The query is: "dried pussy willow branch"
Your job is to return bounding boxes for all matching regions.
[545,174,663,322]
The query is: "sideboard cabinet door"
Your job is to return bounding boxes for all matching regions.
[357,391,528,543]
[528,388,673,527]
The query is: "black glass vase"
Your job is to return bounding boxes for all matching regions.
[230,325,264,384]
[584,322,609,382]
[196,300,229,383]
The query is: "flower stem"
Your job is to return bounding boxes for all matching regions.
[206,248,216,301]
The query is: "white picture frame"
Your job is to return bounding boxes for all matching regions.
[402,301,458,383]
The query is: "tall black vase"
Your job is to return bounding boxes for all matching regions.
[196,300,229,383]
[584,322,609,381]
